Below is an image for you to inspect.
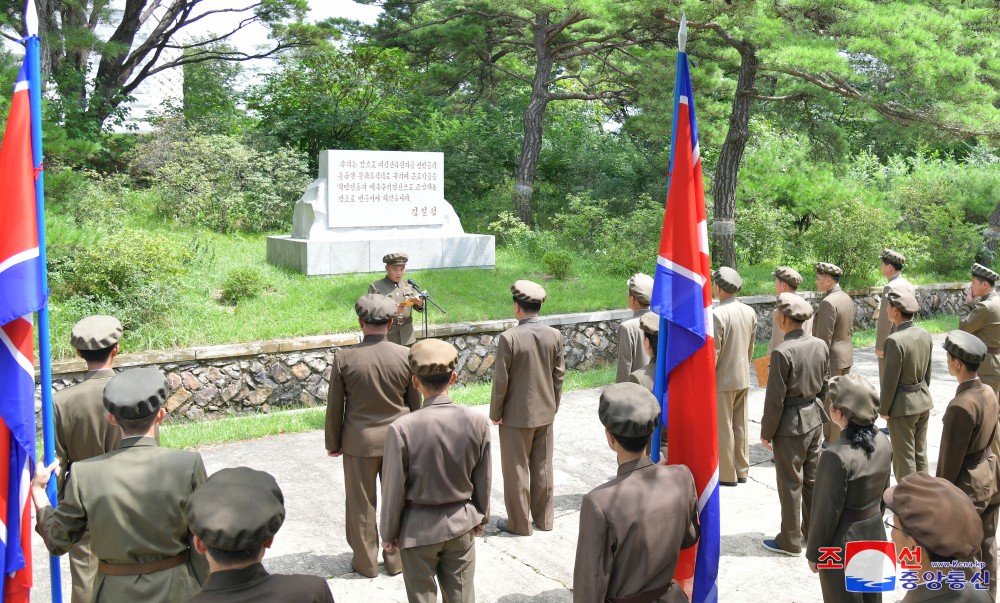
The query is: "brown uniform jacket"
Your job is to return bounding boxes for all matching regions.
[937,378,1000,504]
[490,317,566,428]
[325,334,421,456]
[184,564,334,603]
[616,309,650,383]
[814,286,855,371]
[806,431,892,563]
[53,368,121,498]
[769,309,813,353]
[368,277,423,346]
[381,394,491,549]
[628,362,655,392]
[761,330,830,441]
[876,274,914,354]
[573,458,699,602]
[37,436,209,603]
[879,322,933,418]
[714,298,757,392]
[961,291,1000,387]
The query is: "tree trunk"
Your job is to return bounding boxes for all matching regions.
[512,12,554,225]
[711,43,757,269]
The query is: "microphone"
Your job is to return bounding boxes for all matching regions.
[407,278,422,290]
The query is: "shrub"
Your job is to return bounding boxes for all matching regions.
[734,200,794,266]
[220,267,267,305]
[542,250,574,280]
[488,211,531,247]
[803,197,891,280]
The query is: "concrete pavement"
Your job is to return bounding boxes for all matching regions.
[30,336,974,601]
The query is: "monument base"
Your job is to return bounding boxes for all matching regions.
[266,234,496,275]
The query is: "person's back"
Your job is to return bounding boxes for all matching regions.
[493,318,564,427]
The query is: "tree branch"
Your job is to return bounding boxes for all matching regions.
[484,60,533,85]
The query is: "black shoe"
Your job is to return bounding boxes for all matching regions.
[720,481,738,487]
[761,539,801,557]
[496,518,525,536]
[738,477,747,484]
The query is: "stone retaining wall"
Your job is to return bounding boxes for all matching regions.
[39,282,968,423]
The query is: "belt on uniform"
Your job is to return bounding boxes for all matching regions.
[840,504,880,523]
[784,396,816,407]
[99,551,189,576]
[405,499,469,510]
[964,448,992,469]
[896,382,925,393]
[606,581,674,603]
[988,347,1000,354]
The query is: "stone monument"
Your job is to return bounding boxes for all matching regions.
[267,150,495,275]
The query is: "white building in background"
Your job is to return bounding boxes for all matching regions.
[92,1,183,133]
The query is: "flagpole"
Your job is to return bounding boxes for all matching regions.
[24,2,65,599]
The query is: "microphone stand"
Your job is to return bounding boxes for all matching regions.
[407,278,446,339]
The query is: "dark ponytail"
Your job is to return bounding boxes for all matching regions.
[842,422,877,456]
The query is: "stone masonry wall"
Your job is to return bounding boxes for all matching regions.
[39,283,968,423]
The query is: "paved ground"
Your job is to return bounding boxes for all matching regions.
[30,336,971,602]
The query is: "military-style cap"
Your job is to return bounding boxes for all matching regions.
[971,263,999,284]
[881,249,906,267]
[599,382,661,438]
[776,292,813,322]
[186,467,285,552]
[354,294,396,325]
[827,375,879,425]
[944,330,988,365]
[773,266,803,289]
[103,367,167,420]
[70,315,122,351]
[512,280,546,304]
[409,338,458,377]
[886,289,919,314]
[884,472,983,560]
[627,273,654,305]
[639,311,660,336]
[814,262,843,277]
[383,252,408,265]
[713,267,743,293]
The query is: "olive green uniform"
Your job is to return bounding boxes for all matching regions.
[616,309,650,383]
[184,564,334,602]
[879,321,933,480]
[368,277,423,346]
[876,274,914,377]
[960,290,1000,458]
[761,329,830,554]
[714,297,758,483]
[53,368,122,603]
[37,436,209,603]
[815,285,856,444]
[937,378,1000,598]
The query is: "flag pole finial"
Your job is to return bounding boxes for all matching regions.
[24,0,38,37]
[678,11,687,52]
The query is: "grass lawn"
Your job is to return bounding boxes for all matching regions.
[160,364,616,449]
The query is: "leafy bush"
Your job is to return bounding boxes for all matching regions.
[734,200,794,266]
[542,250,573,280]
[803,197,892,279]
[488,211,531,247]
[141,133,310,233]
[220,267,267,305]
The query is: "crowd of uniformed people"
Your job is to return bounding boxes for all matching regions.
[29,249,1000,602]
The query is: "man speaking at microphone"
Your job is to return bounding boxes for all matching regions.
[369,252,425,346]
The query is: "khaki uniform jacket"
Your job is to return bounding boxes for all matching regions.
[714,298,757,391]
[876,274,914,354]
[489,317,566,428]
[961,291,1000,386]
[37,437,209,603]
[806,431,892,563]
[937,379,1000,504]
[368,277,423,346]
[814,286,855,371]
[769,310,813,353]
[902,586,992,601]
[573,458,699,602]
[628,362,655,392]
[616,309,650,383]
[761,330,830,441]
[381,394,491,549]
[325,334,421,456]
[184,563,334,603]
[879,322,933,418]
[53,368,121,499]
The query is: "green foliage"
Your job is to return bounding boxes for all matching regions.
[551,193,662,276]
[542,250,574,280]
[734,200,794,266]
[180,42,247,133]
[488,211,531,246]
[220,267,267,305]
[803,197,892,280]
[141,133,310,232]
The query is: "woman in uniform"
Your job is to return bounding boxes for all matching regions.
[806,374,893,602]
